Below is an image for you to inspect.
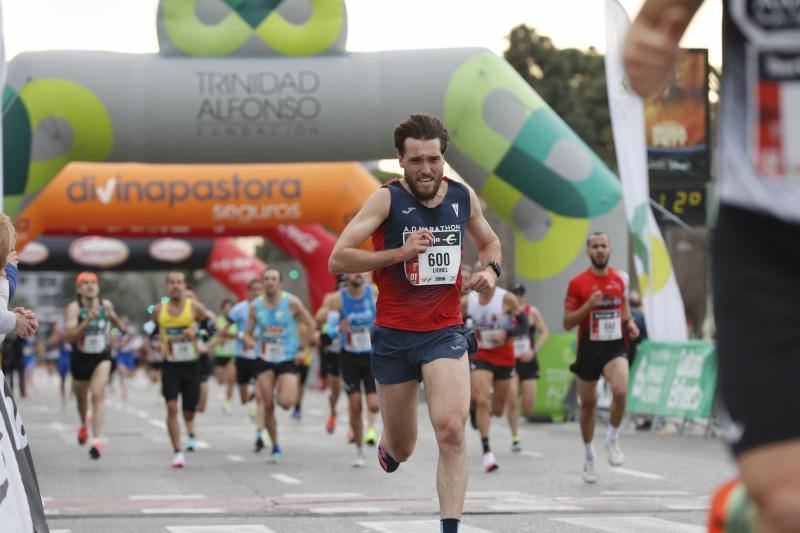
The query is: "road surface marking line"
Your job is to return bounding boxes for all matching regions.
[283,492,364,499]
[141,508,225,514]
[166,527,274,533]
[226,454,244,462]
[551,515,703,532]
[311,506,387,514]
[610,467,664,480]
[602,490,692,496]
[149,419,167,430]
[521,451,544,458]
[129,494,207,500]
[270,473,302,485]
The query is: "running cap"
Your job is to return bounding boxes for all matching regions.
[76,271,99,287]
[509,281,525,295]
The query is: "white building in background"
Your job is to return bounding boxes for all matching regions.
[13,272,67,325]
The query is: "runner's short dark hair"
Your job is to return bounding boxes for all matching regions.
[393,114,449,157]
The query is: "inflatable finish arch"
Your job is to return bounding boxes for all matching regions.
[3,0,627,328]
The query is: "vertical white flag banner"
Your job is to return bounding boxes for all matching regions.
[604,0,688,341]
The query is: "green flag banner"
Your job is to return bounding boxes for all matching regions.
[533,333,577,421]
[628,340,717,419]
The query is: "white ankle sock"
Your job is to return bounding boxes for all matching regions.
[584,443,595,461]
[606,425,619,440]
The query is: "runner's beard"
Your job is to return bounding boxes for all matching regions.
[406,171,442,201]
[590,255,609,269]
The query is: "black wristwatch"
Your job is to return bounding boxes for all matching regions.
[485,260,502,278]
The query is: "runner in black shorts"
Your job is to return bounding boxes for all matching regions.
[151,271,213,468]
[626,2,800,529]
[315,279,346,435]
[506,282,549,453]
[186,288,216,414]
[328,114,501,533]
[65,271,125,460]
[319,272,379,467]
[564,233,639,483]
[209,299,237,413]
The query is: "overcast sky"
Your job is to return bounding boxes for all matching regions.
[1,0,723,65]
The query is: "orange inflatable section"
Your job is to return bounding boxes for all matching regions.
[15,161,381,249]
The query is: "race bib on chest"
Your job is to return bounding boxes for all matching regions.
[222,339,238,354]
[733,0,800,181]
[170,340,197,362]
[261,336,284,362]
[477,327,504,350]
[403,229,461,286]
[590,310,622,341]
[81,333,107,354]
[346,326,371,352]
[513,335,532,358]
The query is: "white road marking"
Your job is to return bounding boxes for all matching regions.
[137,410,149,418]
[306,408,324,417]
[488,498,583,512]
[149,419,167,430]
[226,454,244,462]
[166,527,273,533]
[123,406,136,414]
[194,439,210,449]
[51,530,71,533]
[610,467,664,480]
[551,516,703,532]
[270,473,302,485]
[521,451,544,458]
[663,503,709,511]
[129,494,207,500]
[310,506,387,514]
[466,491,524,499]
[360,521,495,533]
[141,508,224,515]
[602,490,692,496]
[283,492,364,499]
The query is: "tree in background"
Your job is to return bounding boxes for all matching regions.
[505,25,617,170]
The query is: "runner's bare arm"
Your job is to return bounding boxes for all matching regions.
[624,0,704,96]
[65,301,92,343]
[289,296,315,346]
[460,294,469,320]
[103,300,126,331]
[191,301,214,322]
[329,188,430,274]
[530,306,549,354]
[465,187,501,293]
[244,303,258,348]
[503,292,529,337]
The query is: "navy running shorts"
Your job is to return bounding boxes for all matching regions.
[371,324,476,385]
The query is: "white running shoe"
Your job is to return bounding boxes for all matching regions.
[171,452,186,469]
[351,454,366,468]
[605,437,624,467]
[582,460,597,484]
[482,451,499,473]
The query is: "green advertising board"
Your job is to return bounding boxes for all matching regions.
[628,340,717,419]
[533,333,577,421]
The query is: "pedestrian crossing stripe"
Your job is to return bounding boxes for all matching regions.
[551,516,704,532]
[166,527,274,533]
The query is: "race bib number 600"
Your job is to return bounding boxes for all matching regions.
[403,229,461,286]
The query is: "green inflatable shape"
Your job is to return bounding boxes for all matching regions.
[444,52,621,218]
[224,0,284,29]
[2,85,31,196]
[163,0,253,57]
[256,0,345,56]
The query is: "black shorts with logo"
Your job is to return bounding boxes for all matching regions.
[70,351,112,381]
[714,204,800,456]
[470,358,516,380]
[199,353,212,382]
[516,357,540,381]
[162,361,201,412]
[236,357,260,385]
[214,355,234,368]
[339,351,376,395]
[570,342,626,382]
[256,360,299,377]
[320,349,340,377]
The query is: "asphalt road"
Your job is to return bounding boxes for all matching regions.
[14,367,735,532]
